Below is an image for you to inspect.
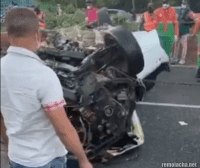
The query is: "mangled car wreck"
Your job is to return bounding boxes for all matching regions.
[37,8,170,163]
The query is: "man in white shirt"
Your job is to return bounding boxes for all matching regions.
[1,7,93,168]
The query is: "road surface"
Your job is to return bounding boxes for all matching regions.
[1,66,200,168]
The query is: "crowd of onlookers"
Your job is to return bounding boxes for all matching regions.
[1,0,200,71]
[139,0,200,66]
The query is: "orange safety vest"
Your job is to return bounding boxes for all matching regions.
[193,18,200,36]
[37,13,46,28]
[39,22,46,28]
[144,11,157,32]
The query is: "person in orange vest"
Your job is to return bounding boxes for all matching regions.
[140,2,157,32]
[34,7,46,28]
[155,0,179,57]
[193,18,200,78]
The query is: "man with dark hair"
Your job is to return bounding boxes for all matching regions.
[139,2,157,32]
[171,0,195,64]
[155,0,179,56]
[1,8,92,168]
[85,0,99,27]
[34,7,46,28]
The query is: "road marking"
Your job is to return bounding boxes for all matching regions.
[136,102,200,109]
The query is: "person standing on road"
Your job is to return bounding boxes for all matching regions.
[139,2,157,32]
[193,18,200,78]
[1,8,93,168]
[57,4,62,16]
[171,0,195,65]
[34,7,46,28]
[85,0,99,27]
[155,0,179,57]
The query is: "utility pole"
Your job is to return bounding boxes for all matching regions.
[131,0,136,21]
[132,0,135,11]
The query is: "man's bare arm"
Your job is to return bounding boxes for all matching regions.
[0,113,8,145]
[45,107,92,168]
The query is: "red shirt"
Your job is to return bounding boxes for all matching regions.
[85,7,99,23]
[155,7,179,36]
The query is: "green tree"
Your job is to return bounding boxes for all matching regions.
[62,4,76,14]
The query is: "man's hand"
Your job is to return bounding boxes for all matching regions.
[80,161,93,168]
[1,114,8,145]
[45,106,93,168]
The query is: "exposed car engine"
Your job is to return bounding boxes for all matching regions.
[37,25,169,162]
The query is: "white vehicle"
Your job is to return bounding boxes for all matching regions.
[36,7,170,162]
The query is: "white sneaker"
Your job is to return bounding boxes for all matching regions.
[179,60,185,65]
[171,57,179,64]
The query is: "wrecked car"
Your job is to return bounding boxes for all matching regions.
[37,22,170,162]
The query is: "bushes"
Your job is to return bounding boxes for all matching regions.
[62,4,76,14]
[112,15,128,26]
[57,14,72,28]
[45,11,58,29]
[112,15,139,31]
[73,9,86,24]
[34,0,87,29]
[47,8,86,29]
[34,0,57,13]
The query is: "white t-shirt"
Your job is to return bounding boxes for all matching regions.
[1,46,68,167]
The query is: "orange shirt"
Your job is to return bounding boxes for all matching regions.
[155,7,179,36]
[39,22,46,28]
[143,11,157,32]
[37,13,46,28]
[193,18,200,36]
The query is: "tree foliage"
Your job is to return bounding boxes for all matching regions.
[34,0,199,13]
[33,0,200,29]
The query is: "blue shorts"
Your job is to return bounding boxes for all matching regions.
[9,156,67,168]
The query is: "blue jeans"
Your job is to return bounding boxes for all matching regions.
[9,156,67,168]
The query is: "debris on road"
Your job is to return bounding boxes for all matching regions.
[178,121,188,126]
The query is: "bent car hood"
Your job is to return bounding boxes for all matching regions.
[132,30,169,79]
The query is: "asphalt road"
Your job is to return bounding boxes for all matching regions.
[1,66,200,168]
[67,66,200,168]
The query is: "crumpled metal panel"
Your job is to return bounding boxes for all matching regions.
[104,26,144,76]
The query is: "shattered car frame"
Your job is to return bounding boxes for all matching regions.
[37,22,170,162]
